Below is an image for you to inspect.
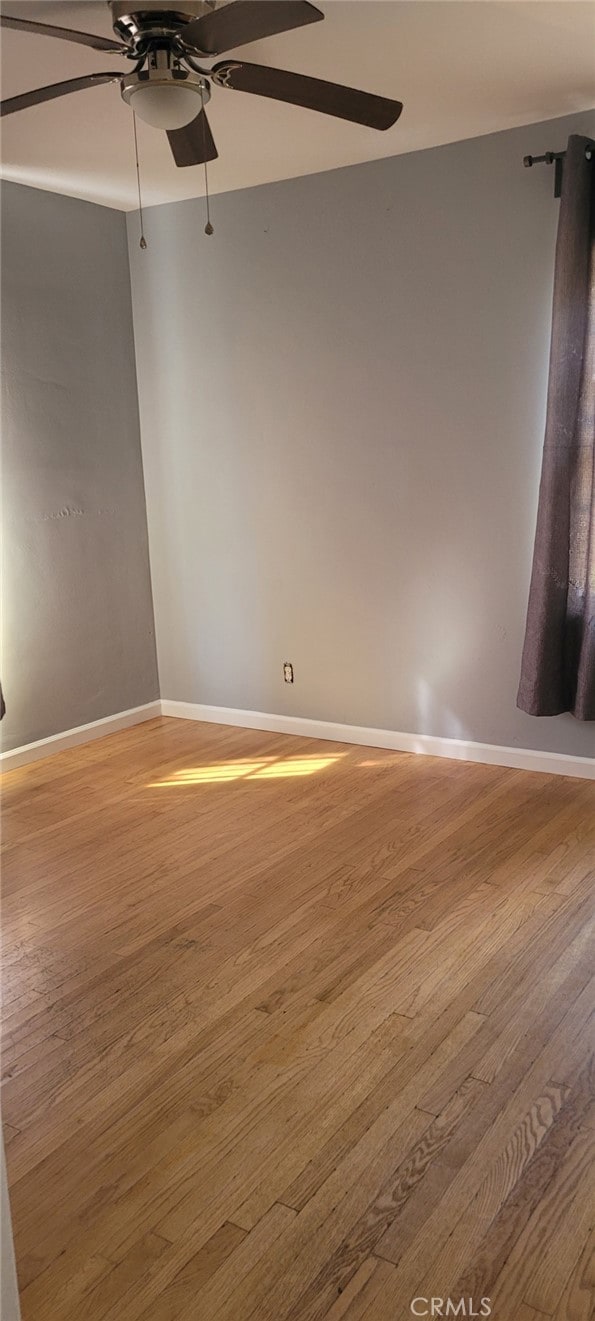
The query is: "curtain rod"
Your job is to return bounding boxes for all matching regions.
[523,145,593,198]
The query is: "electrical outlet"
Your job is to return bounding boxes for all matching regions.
[283,662,294,684]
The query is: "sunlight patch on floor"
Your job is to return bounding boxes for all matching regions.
[148,753,345,787]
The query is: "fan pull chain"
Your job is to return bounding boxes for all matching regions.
[200,85,214,236]
[132,112,147,249]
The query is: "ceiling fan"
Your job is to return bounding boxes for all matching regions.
[0,1,404,168]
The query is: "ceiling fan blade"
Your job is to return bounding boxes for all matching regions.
[182,1,323,56]
[212,62,403,130]
[0,14,125,53]
[167,108,218,167]
[0,73,121,117]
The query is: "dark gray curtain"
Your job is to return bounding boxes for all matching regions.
[517,135,595,720]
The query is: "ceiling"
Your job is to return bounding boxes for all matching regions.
[1,1,594,210]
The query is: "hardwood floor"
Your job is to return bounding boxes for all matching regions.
[1,716,594,1320]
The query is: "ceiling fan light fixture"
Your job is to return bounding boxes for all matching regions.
[121,67,210,130]
[126,82,198,129]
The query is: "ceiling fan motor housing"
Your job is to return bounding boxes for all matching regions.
[109,1,215,47]
[111,4,215,130]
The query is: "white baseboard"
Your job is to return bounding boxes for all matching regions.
[2,698,592,779]
[0,701,161,772]
[160,700,595,780]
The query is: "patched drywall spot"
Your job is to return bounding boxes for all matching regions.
[33,505,120,523]
[41,506,85,521]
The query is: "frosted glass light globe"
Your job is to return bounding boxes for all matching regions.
[128,81,201,130]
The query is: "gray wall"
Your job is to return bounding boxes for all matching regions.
[128,110,595,758]
[1,182,158,751]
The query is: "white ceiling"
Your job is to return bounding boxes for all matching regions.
[1,0,594,209]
